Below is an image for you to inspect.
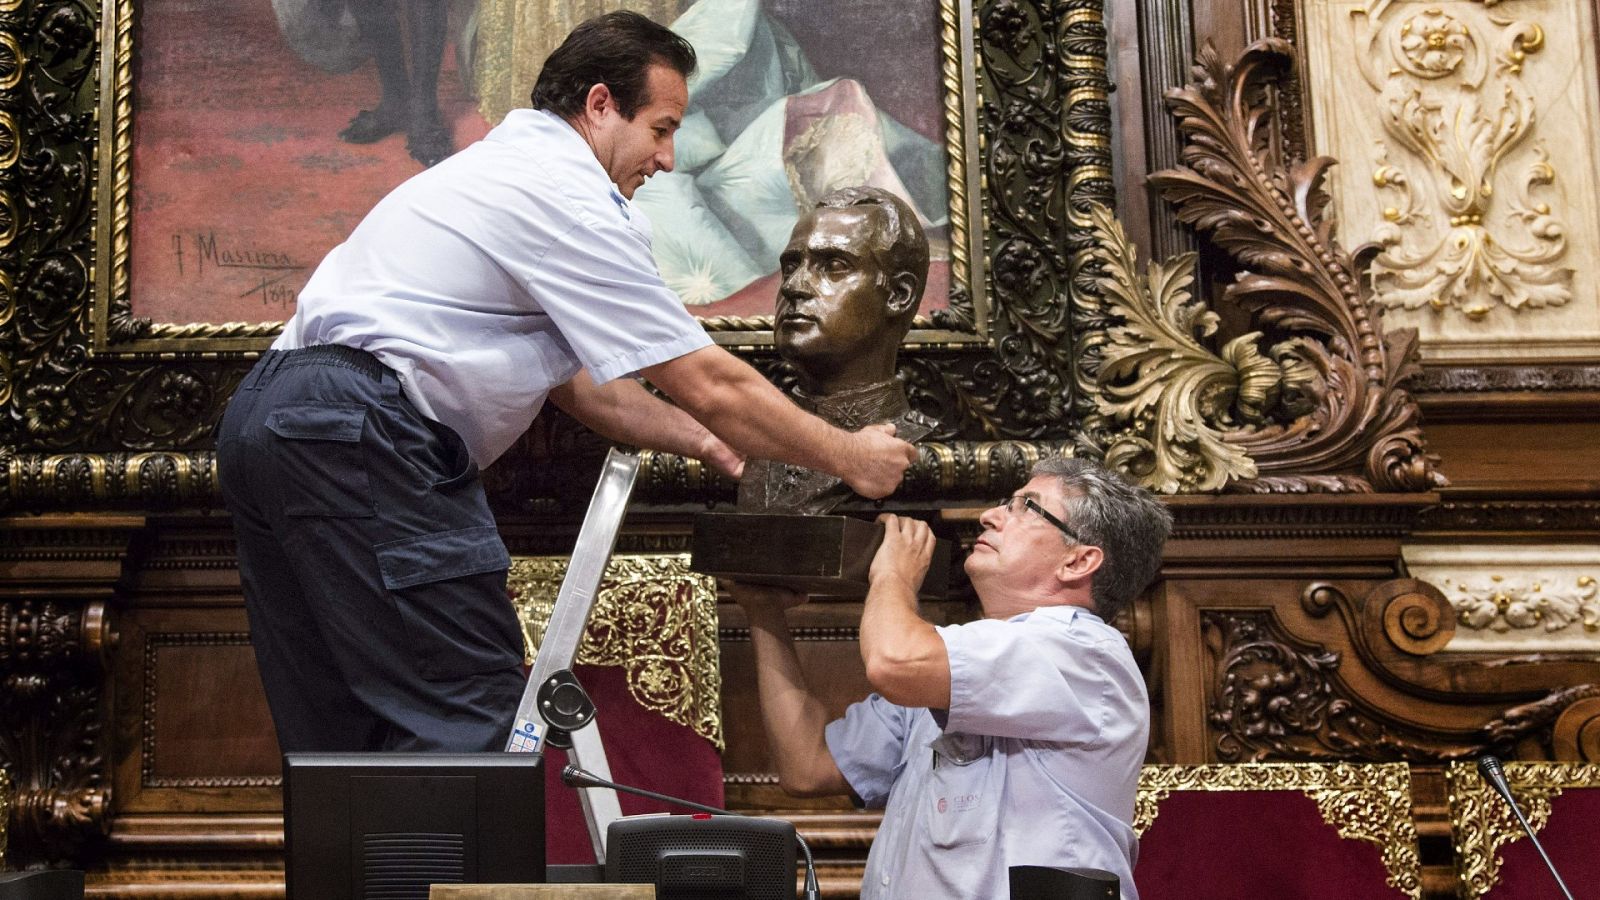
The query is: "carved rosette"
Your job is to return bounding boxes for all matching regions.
[508,555,724,750]
[1445,761,1600,898]
[1138,763,1422,899]
[1100,40,1449,494]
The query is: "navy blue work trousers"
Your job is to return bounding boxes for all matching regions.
[217,345,525,753]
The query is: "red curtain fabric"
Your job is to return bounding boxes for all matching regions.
[541,664,726,865]
[1134,790,1406,899]
[1484,788,1600,899]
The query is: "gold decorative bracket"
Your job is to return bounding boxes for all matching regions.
[1138,762,1422,899]
[1445,760,1600,899]
[507,554,724,751]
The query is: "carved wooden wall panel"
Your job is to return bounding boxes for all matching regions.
[1300,0,1600,363]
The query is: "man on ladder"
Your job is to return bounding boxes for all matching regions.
[218,11,916,764]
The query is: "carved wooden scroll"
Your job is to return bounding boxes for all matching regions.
[1084,40,1449,495]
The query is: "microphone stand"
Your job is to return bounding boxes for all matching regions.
[1476,756,1576,900]
[563,764,820,900]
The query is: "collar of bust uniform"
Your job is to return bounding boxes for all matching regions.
[793,377,911,430]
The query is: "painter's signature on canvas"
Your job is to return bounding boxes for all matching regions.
[171,231,306,310]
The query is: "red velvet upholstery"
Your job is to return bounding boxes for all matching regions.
[542,664,726,865]
[1481,787,1600,899]
[1134,790,1409,900]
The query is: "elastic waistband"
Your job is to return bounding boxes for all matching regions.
[270,344,388,379]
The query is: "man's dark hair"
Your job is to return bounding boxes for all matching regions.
[815,186,930,315]
[530,11,697,120]
[1030,456,1171,623]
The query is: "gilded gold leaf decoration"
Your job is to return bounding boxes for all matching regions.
[1137,763,1421,899]
[508,555,723,751]
[1445,761,1600,898]
[1355,2,1572,319]
[1086,204,1264,492]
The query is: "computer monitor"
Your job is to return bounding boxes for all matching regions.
[284,752,545,900]
[605,814,797,900]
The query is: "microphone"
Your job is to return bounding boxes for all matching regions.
[562,764,820,900]
[1476,756,1575,900]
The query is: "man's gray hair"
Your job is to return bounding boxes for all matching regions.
[1031,456,1172,622]
[815,186,929,309]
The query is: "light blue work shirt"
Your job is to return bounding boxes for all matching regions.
[277,108,713,467]
[825,605,1149,899]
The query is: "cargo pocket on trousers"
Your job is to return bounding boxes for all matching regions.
[375,525,520,681]
[264,402,375,517]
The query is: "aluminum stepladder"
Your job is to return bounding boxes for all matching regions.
[505,448,638,862]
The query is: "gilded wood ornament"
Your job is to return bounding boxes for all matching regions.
[1445,760,1600,899]
[1133,40,1447,494]
[1136,762,1422,899]
[507,555,724,751]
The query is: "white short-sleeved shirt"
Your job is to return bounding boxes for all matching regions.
[276,109,713,467]
[825,605,1150,900]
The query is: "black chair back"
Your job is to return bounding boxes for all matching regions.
[0,871,84,900]
[1009,865,1119,900]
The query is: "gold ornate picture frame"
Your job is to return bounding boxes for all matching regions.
[88,0,993,355]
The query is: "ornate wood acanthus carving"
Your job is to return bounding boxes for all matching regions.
[1478,684,1600,762]
[1105,40,1448,494]
[1208,610,1474,763]
[0,518,140,866]
[0,595,115,864]
[1353,4,1570,319]
[1208,603,1600,764]
[1084,205,1313,492]
[1137,763,1422,899]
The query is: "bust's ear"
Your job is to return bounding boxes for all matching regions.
[886,272,920,317]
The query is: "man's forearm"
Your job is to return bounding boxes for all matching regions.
[548,371,737,475]
[742,603,849,797]
[645,347,852,472]
[860,580,952,709]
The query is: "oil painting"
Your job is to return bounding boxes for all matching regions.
[115,0,958,339]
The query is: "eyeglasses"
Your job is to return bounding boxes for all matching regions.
[1001,495,1082,544]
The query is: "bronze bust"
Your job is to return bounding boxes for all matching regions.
[738,186,937,515]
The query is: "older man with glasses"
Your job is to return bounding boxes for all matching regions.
[732,456,1172,899]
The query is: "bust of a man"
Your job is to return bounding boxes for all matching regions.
[738,186,937,515]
